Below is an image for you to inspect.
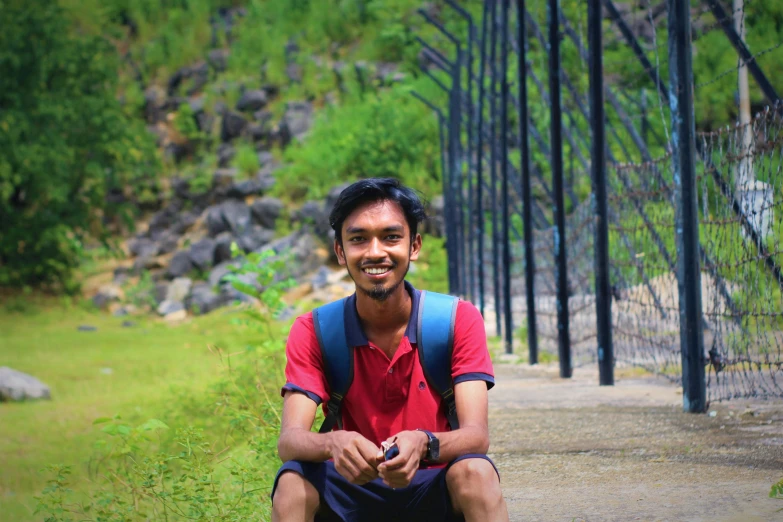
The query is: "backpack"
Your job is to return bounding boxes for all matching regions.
[312,290,460,434]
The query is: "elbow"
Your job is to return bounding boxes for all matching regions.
[475,427,490,454]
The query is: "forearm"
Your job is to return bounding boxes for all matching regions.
[431,424,489,463]
[277,428,334,463]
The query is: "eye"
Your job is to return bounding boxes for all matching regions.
[386,234,402,241]
[349,236,364,242]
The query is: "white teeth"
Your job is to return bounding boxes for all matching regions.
[364,268,390,275]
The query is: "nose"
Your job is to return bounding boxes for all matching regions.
[366,237,384,258]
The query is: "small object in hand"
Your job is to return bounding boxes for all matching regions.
[381,437,399,461]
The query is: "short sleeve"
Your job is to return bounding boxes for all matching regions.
[451,300,495,389]
[281,312,329,405]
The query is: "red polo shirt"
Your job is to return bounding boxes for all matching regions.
[281,282,494,446]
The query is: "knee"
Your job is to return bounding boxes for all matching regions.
[446,458,502,509]
[272,471,319,519]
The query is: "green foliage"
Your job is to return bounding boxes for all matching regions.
[34,248,294,522]
[0,0,158,289]
[231,142,261,179]
[406,235,449,294]
[277,85,441,200]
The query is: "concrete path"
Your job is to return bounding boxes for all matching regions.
[488,362,783,522]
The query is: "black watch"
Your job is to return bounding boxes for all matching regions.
[417,429,439,462]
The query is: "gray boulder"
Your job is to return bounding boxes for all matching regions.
[310,266,331,290]
[166,277,193,303]
[261,232,327,281]
[187,283,227,315]
[237,226,275,253]
[251,197,284,229]
[207,205,230,237]
[236,89,268,112]
[128,238,159,258]
[213,168,239,189]
[217,144,235,167]
[208,48,230,72]
[157,300,185,317]
[156,231,180,255]
[155,282,169,304]
[189,238,217,271]
[166,251,194,279]
[214,232,234,264]
[222,200,252,234]
[92,284,123,309]
[279,101,313,146]
[221,110,247,142]
[0,367,51,402]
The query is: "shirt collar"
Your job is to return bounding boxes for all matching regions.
[344,280,421,347]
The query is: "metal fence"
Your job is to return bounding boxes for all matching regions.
[411,0,783,410]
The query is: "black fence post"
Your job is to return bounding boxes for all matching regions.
[477,0,491,318]
[548,0,572,378]
[516,0,538,364]
[588,0,614,385]
[489,0,503,337]
[500,0,514,354]
[668,0,706,413]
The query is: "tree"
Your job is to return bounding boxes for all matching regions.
[0,0,158,289]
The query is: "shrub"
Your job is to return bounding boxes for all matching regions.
[0,0,159,290]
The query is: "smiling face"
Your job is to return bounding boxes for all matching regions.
[335,199,422,302]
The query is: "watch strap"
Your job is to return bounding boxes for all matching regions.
[416,429,435,461]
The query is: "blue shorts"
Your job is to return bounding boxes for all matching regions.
[271,454,498,522]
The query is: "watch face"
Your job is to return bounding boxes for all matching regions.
[430,436,440,460]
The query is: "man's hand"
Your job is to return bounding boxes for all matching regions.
[328,431,382,485]
[377,430,428,489]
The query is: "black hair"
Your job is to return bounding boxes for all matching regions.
[329,178,428,245]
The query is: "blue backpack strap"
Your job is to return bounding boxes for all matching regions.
[416,290,460,430]
[312,298,353,433]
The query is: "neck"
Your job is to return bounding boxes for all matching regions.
[355,282,411,333]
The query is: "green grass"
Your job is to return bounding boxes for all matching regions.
[0,301,279,522]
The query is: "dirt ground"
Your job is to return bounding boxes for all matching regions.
[488,361,783,522]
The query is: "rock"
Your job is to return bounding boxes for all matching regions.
[206,205,230,237]
[251,196,284,229]
[248,122,270,143]
[257,151,275,166]
[157,299,185,316]
[166,277,193,302]
[236,89,268,112]
[0,367,51,402]
[77,325,97,332]
[209,261,236,289]
[154,282,169,304]
[121,320,137,328]
[214,232,234,264]
[217,143,235,167]
[260,232,328,281]
[113,266,130,285]
[221,200,252,234]
[143,85,166,123]
[93,284,123,309]
[189,238,217,271]
[196,110,214,134]
[133,254,163,274]
[279,101,313,146]
[208,48,230,72]
[164,309,188,322]
[262,84,280,98]
[310,266,331,290]
[325,182,352,212]
[237,225,275,253]
[227,174,271,199]
[156,231,180,255]
[128,238,159,258]
[166,251,194,279]
[294,200,331,240]
[221,110,247,142]
[187,282,227,315]
[188,96,206,114]
[286,62,303,83]
[375,62,399,84]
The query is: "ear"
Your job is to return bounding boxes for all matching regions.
[409,233,422,262]
[334,238,347,266]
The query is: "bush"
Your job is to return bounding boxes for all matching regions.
[0,0,158,289]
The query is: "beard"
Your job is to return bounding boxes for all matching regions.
[348,258,411,302]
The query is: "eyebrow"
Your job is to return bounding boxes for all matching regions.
[345,225,405,235]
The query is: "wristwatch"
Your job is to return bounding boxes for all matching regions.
[417,429,439,462]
